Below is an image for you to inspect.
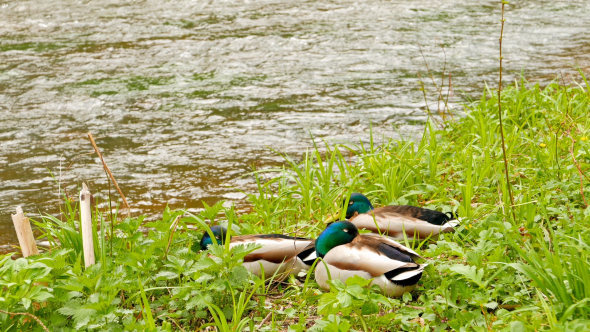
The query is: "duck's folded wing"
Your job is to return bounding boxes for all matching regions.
[231,235,313,264]
[323,241,420,278]
[379,205,456,225]
[360,233,421,258]
[297,241,317,265]
[352,208,456,238]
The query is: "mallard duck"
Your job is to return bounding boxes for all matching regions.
[194,226,316,280]
[328,193,458,241]
[315,221,426,297]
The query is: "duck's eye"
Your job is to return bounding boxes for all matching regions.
[343,229,349,233]
[348,201,354,206]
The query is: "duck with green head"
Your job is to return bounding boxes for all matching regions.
[327,193,458,241]
[194,226,316,280]
[315,221,426,297]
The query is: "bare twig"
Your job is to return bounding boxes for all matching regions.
[0,309,50,332]
[258,311,273,329]
[252,292,284,299]
[418,43,453,121]
[88,132,131,217]
[497,1,516,221]
[405,305,426,310]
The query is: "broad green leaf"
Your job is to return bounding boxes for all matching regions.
[154,271,179,280]
[21,297,32,310]
[510,321,526,332]
[449,264,485,288]
[32,291,54,301]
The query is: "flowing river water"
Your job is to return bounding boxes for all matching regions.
[1,0,589,252]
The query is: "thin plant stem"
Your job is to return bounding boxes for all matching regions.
[105,169,114,257]
[356,308,369,332]
[164,215,181,259]
[555,132,560,180]
[58,151,94,217]
[568,132,588,207]
[446,73,455,120]
[560,71,572,116]
[168,318,186,332]
[497,1,516,221]
[439,40,447,118]
[418,72,442,128]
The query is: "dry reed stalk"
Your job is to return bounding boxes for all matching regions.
[80,183,96,267]
[88,132,131,218]
[11,206,39,257]
[497,1,516,221]
[480,304,493,331]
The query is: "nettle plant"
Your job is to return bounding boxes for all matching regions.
[0,202,266,331]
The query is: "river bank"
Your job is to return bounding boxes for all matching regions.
[2,80,590,331]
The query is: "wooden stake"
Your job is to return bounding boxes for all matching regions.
[11,206,39,257]
[80,183,95,267]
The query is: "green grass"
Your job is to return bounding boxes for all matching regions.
[1,78,590,331]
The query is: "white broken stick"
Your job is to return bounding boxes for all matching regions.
[80,183,95,267]
[11,206,39,257]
